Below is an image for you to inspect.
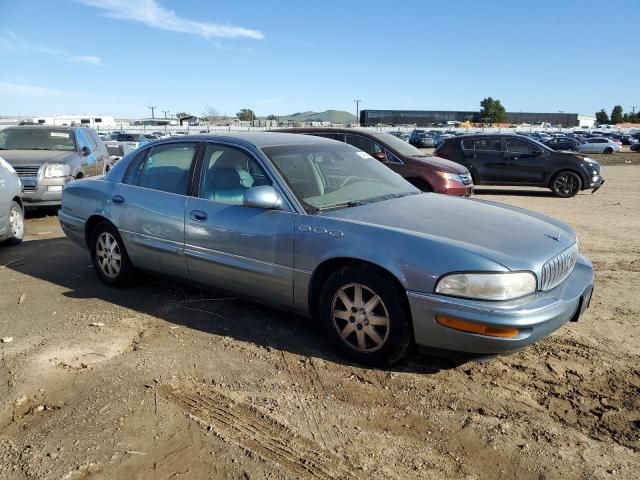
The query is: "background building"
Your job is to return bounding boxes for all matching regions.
[360,110,583,128]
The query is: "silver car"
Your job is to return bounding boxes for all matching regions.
[0,156,24,245]
[58,133,594,366]
[578,137,622,154]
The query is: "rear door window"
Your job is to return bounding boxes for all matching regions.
[461,139,474,150]
[474,137,502,151]
[136,143,198,195]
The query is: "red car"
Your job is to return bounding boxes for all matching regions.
[276,128,473,195]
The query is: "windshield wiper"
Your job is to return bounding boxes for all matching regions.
[317,200,366,212]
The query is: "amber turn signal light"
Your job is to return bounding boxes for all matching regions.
[436,316,519,338]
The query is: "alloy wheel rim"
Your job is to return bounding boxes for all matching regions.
[555,174,578,196]
[9,207,23,238]
[96,232,122,278]
[331,283,390,353]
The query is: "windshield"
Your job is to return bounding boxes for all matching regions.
[0,128,76,151]
[262,142,419,213]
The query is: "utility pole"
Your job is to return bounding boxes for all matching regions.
[148,105,157,119]
[354,99,362,126]
[161,110,169,119]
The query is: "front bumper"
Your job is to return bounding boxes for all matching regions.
[589,174,605,191]
[20,175,72,207]
[407,255,593,354]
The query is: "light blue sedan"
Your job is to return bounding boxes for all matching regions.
[58,133,594,365]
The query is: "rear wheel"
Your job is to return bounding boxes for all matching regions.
[3,201,24,245]
[90,222,135,286]
[551,171,582,198]
[318,264,413,366]
[604,147,614,154]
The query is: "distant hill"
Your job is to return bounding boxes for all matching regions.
[274,110,356,124]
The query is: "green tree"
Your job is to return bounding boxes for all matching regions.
[266,114,278,121]
[236,109,256,121]
[595,109,609,125]
[175,112,189,119]
[610,105,624,124]
[479,97,506,124]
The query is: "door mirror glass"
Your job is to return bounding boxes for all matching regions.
[243,185,283,210]
[81,146,91,156]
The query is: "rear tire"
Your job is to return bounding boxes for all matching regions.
[90,222,136,287]
[318,264,413,366]
[551,171,582,198]
[3,201,24,245]
[604,147,614,154]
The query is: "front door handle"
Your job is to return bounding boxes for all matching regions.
[189,210,208,222]
[112,195,125,204]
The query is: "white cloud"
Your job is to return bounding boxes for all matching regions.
[0,31,102,65]
[79,0,264,40]
[0,82,88,98]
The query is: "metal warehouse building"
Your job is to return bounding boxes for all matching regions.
[360,110,580,127]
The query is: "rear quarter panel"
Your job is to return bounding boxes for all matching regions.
[59,178,115,246]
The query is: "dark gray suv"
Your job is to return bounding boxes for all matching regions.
[0,126,109,207]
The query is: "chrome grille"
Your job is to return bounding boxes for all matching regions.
[14,165,40,178]
[540,243,578,291]
[22,185,36,192]
[459,173,473,185]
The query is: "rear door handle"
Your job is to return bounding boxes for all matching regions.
[112,195,125,204]
[189,210,208,222]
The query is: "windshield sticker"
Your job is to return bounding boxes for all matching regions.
[50,132,69,138]
[356,151,371,159]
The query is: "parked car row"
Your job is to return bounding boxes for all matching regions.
[56,132,595,366]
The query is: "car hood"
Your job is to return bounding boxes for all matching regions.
[320,193,576,270]
[0,150,75,165]
[409,155,469,174]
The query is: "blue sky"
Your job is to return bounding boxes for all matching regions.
[0,0,638,119]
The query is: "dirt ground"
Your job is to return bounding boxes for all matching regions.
[0,165,638,480]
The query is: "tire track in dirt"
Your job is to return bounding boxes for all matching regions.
[159,380,364,480]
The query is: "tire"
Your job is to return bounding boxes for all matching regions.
[318,264,413,367]
[604,147,614,154]
[551,171,582,198]
[3,201,24,245]
[408,178,432,192]
[90,221,136,287]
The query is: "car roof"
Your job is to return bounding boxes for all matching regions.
[154,131,339,148]
[5,125,78,131]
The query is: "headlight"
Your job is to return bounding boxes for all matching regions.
[435,272,537,300]
[437,172,463,182]
[43,163,70,178]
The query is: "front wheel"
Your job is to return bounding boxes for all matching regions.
[408,179,432,192]
[318,265,413,366]
[3,201,24,245]
[551,171,582,198]
[90,222,136,286]
[604,147,614,154]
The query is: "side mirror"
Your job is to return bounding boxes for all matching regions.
[243,185,283,210]
[371,151,387,161]
[531,148,543,156]
[81,146,91,156]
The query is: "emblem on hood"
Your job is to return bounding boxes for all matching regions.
[545,231,562,242]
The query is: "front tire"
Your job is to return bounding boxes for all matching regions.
[551,171,582,198]
[318,265,413,366]
[3,201,24,245]
[408,179,432,192]
[604,147,614,154]
[90,222,135,286]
